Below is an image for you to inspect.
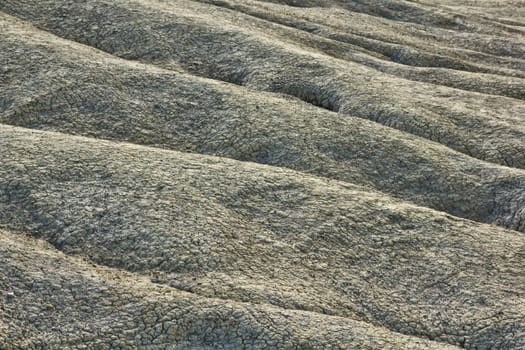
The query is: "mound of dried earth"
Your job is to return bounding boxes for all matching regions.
[1,0,524,349]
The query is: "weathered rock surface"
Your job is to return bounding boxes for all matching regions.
[1,0,524,349]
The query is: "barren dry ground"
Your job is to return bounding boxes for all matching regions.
[1,0,525,349]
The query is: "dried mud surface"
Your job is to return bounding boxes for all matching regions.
[1,0,524,349]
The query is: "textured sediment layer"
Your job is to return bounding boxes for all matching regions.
[1,125,525,349]
[2,229,465,349]
[1,0,524,348]
[2,0,525,169]
[1,13,525,233]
